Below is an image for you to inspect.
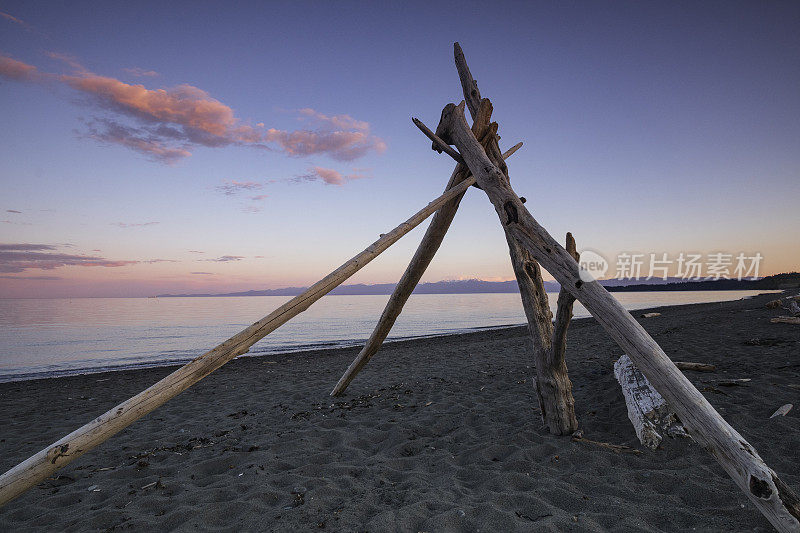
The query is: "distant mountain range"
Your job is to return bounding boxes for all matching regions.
[156,273,799,298]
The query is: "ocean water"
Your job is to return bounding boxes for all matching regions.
[0,290,772,382]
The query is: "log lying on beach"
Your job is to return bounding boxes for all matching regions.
[771,317,800,325]
[674,361,716,372]
[0,179,478,507]
[425,95,800,531]
[770,404,793,419]
[614,354,688,449]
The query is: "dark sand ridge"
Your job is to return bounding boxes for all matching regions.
[0,292,797,531]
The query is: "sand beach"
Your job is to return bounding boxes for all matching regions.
[0,291,797,531]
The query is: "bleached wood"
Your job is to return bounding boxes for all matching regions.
[770,404,793,419]
[430,99,800,531]
[330,137,521,396]
[454,44,577,435]
[0,179,476,507]
[614,354,686,449]
[772,317,800,325]
[674,361,716,372]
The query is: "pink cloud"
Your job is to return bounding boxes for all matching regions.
[206,255,244,262]
[0,55,39,82]
[0,243,137,273]
[1,53,386,163]
[250,194,268,201]
[295,166,371,186]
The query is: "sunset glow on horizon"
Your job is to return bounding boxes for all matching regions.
[2,1,798,298]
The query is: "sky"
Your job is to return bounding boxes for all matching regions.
[1,1,798,298]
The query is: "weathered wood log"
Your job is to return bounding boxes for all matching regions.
[0,179,478,507]
[330,136,522,396]
[770,404,793,419]
[614,354,688,449]
[641,312,661,318]
[674,361,716,372]
[771,317,800,325]
[454,43,577,435]
[428,98,800,531]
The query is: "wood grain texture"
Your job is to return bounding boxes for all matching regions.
[0,178,477,507]
[433,98,800,531]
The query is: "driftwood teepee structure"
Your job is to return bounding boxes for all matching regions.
[0,43,798,531]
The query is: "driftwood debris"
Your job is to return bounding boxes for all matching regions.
[420,45,800,528]
[0,179,477,507]
[770,404,793,419]
[614,354,688,449]
[766,295,800,313]
[771,316,800,325]
[641,312,661,318]
[674,361,716,372]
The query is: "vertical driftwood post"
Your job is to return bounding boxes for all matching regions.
[429,98,800,531]
[454,43,577,435]
[0,179,478,507]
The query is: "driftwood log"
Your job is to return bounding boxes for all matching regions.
[771,317,800,325]
[330,139,521,396]
[674,361,716,372]
[422,61,800,528]
[771,404,793,419]
[453,44,578,435]
[614,354,688,449]
[0,178,479,507]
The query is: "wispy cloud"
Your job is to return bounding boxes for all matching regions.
[6,209,22,214]
[191,271,214,275]
[123,67,159,78]
[206,255,244,262]
[142,258,177,264]
[294,166,371,186]
[215,180,263,196]
[0,53,386,164]
[188,250,205,254]
[0,54,39,82]
[0,11,33,31]
[112,221,160,228]
[0,243,137,273]
[0,275,61,280]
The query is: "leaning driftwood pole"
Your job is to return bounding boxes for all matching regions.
[456,43,578,434]
[427,99,800,531]
[0,178,477,507]
[330,139,522,396]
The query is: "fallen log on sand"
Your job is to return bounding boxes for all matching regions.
[770,404,793,419]
[674,361,716,372]
[614,354,688,449]
[771,317,800,325]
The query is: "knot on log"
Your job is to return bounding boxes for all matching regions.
[47,443,70,464]
[750,475,773,499]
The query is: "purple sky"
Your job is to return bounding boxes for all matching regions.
[1,1,798,298]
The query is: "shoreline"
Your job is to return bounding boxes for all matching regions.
[1,291,798,530]
[0,290,779,384]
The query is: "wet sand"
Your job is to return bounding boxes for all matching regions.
[0,291,798,531]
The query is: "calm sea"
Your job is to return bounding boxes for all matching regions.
[0,291,771,382]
